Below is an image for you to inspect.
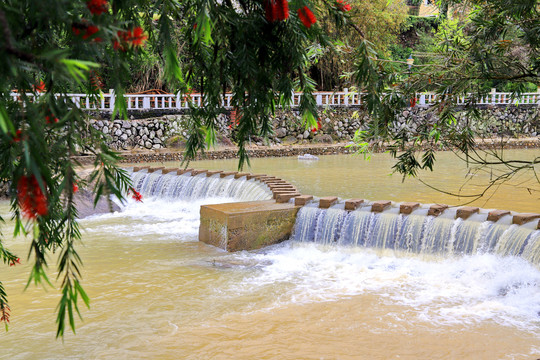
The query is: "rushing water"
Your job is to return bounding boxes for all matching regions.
[291,205,540,265]
[1,150,540,359]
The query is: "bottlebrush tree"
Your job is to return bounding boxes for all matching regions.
[0,0,353,337]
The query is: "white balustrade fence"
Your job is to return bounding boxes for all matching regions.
[10,88,540,112]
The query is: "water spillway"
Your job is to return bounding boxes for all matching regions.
[128,168,273,201]
[291,203,540,265]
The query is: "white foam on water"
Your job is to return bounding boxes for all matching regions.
[81,196,237,240]
[226,241,540,332]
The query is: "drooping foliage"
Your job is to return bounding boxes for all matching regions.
[350,0,540,198]
[0,0,353,337]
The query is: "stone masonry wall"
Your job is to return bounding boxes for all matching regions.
[89,106,540,151]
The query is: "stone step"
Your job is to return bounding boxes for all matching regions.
[319,197,338,209]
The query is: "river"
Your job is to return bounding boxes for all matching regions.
[0,149,539,359]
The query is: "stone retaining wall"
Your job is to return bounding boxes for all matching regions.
[89,106,540,151]
[72,137,540,165]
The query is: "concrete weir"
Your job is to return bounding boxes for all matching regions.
[131,167,540,254]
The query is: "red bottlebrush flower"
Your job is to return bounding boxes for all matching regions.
[410,97,417,108]
[114,27,147,51]
[297,6,316,28]
[336,0,351,12]
[13,129,22,142]
[265,0,278,22]
[73,182,79,193]
[82,25,99,40]
[129,27,147,47]
[17,175,48,219]
[90,71,103,91]
[113,40,124,51]
[45,115,59,124]
[9,258,21,267]
[87,0,108,15]
[35,81,46,92]
[72,25,81,36]
[277,0,289,21]
[0,303,10,325]
[130,188,143,202]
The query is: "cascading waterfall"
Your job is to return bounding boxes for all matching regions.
[292,204,540,265]
[129,169,273,201]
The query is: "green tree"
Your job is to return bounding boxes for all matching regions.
[350,0,540,201]
[0,0,352,337]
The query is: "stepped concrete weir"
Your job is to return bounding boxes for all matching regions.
[129,167,540,260]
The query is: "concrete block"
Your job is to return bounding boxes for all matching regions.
[345,199,364,211]
[191,169,208,176]
[276,193,301,203]
[512,213,540,225]
[247,174,266,180]
[400,202,420,215]
[234,172,250,179]
[206,170,222,177]
[199,200,300,251]
[220,171,237,178]
[295,195,314,206]
[161,168,179,174]
[428,204,448,217]
[319,197,338,209]
[371,200,391,213]
[133,166,150,172]
[178,168,194,175]
[147,167,164,173]
[456,206,479,220]
[487,210,511,222]
[272,189,298,199]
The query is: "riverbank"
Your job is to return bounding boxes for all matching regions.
[73,137,540,165]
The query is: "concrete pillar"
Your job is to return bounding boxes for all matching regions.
[276,193,301,203]
[487,210,511,222]
[247,174,266,180]
[371,200,391,213]
[206,170,223,177]
[147,167,165,173]
[133,166,150,172]
[512,213,540,225]
[399,202,420,215]
[319,197,338,209]
[428,204,448,217]
[234,172,250,179]
[178,168,194,175]
[220,171,237,178]
[295,195,314,206]
[199,200,300,251]
[456,206,479,220]
[191,169,208,176]
[345,199,364,211]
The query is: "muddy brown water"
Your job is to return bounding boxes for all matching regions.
[1,149,539,359]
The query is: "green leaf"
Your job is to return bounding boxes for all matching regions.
[0,106,15,136]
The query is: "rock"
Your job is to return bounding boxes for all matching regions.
[74,188,121,219]
[144,141,153,149]
[303,130,310,139]
[122,121,131,128]
[114,129,122,137]
[275,127,287,138]
[120,134,128,141]
[149,130,155,139]
[313,134,333,144]
[102,126,109,134]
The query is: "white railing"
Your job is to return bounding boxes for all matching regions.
[10,88,540,111]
